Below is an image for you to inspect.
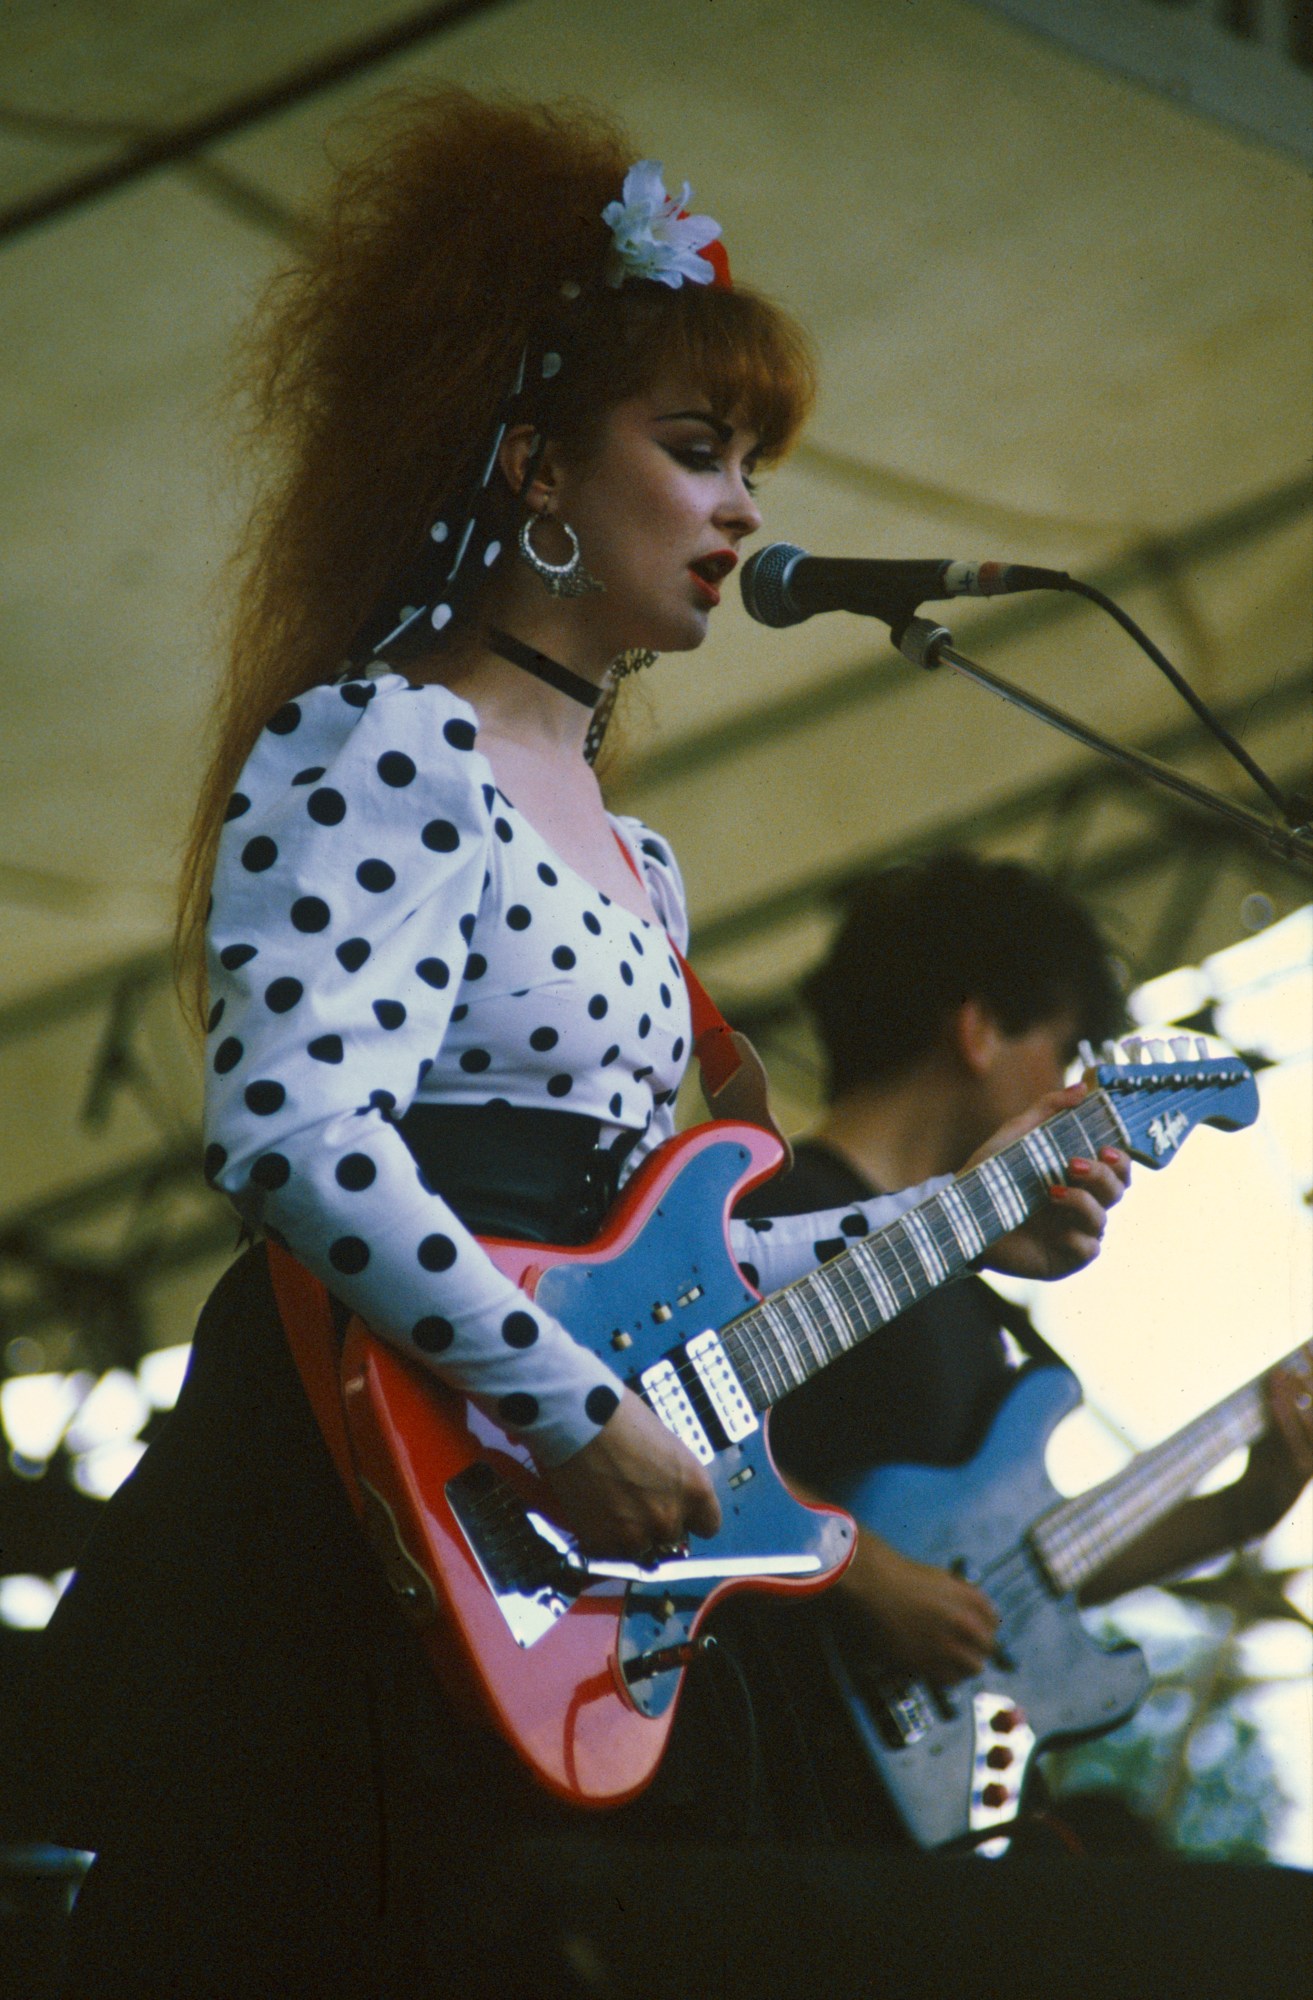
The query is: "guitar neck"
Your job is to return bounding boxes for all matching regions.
[720,1093,1127,1411]
[1029,1348,1301,1595]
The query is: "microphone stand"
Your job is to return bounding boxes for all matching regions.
[897,617,1313,875]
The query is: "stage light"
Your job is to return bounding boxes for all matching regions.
[71,1439,147,1500]
[0,1373,89,1469]
[64,1369,149,1456]
[137,1342,191,1411]
[0,1573,63,1630]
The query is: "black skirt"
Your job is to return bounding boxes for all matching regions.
[34,1215,889,1995]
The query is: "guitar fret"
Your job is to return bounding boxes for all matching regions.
[722,1312,788,1408]
[926,1201,967,1272]
[804,1272,862,1353]
[781,1282,833,1371]
[940,1183,986,1259]
[902,1206,952,1288]
[756,1297,810,1393]
[1031,1372,1277,1594]
[976,1154,1027,1231]
[825,1264,872,1346]
[876,1229,921,1313]
[1021,1127,1065,1187]
[849,1237,903,1323]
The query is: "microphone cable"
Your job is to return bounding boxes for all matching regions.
[1047,572,1307,828]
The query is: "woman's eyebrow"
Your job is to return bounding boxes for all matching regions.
[653,408,734,441]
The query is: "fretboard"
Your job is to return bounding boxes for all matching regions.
[719,1094,1127,1413]
[1028,1344,1305,1594]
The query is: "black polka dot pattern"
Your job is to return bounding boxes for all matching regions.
[418,1233,457,1272]
[308,788,346,825]
[585,1385,619,1426]
[291,897,330,933]
[502,1311,538,1349]
[202,684,708,1468]
[265,977,303,1013]
[498,1392,539,1429]
[245,1080,285,1115]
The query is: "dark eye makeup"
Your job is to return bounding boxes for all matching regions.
[668,443,759,492]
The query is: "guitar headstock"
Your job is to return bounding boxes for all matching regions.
[1080,1035,1260,1168]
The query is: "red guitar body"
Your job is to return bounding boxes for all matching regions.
[268,1121,855,1809]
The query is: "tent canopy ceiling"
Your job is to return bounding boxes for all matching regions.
[0,0,1308,1066]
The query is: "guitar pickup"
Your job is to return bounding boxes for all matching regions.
[685,1330,758,1444]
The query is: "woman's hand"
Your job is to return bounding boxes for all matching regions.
[543,1387,722,1558]
[837,1533,999,1685]
[1233,1355,1313,1541]
[973,1082,1131,1281]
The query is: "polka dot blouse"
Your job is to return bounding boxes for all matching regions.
[204,675,945,1467]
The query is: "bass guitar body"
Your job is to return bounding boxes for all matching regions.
[826,1365,1150,1850]
[333,1122,854,1809]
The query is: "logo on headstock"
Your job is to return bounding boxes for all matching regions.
[1148,1110,1190,1156]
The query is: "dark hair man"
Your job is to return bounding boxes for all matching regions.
[742,852,1312,1692]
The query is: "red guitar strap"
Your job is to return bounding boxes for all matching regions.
[613,833,792,1165]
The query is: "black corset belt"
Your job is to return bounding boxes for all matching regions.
[395,1102,634,1247]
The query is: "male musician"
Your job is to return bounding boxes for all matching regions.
[729,851,1313,1834]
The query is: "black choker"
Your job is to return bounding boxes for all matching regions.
[485,628,602,709]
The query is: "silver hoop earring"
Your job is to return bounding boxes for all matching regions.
[518,513,604,599]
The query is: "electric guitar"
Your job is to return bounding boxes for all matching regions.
[269,1048,1258,1808]
[824,1334,1310,1850]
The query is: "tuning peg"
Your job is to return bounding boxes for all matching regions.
[1170,1037,1192,1061]
[1122,1037,1143,1063]
[1145,1039,1168,1062]
[1101,1040,1121,1065]
[1194,1036,1211,1060]
[1077,1040,1098,1070]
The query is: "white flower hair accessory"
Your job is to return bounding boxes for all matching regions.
[601,160,728,290]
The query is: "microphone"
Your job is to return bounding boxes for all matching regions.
[739,543,1068,632]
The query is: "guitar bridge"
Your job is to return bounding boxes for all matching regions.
[446,1461,581,1649]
